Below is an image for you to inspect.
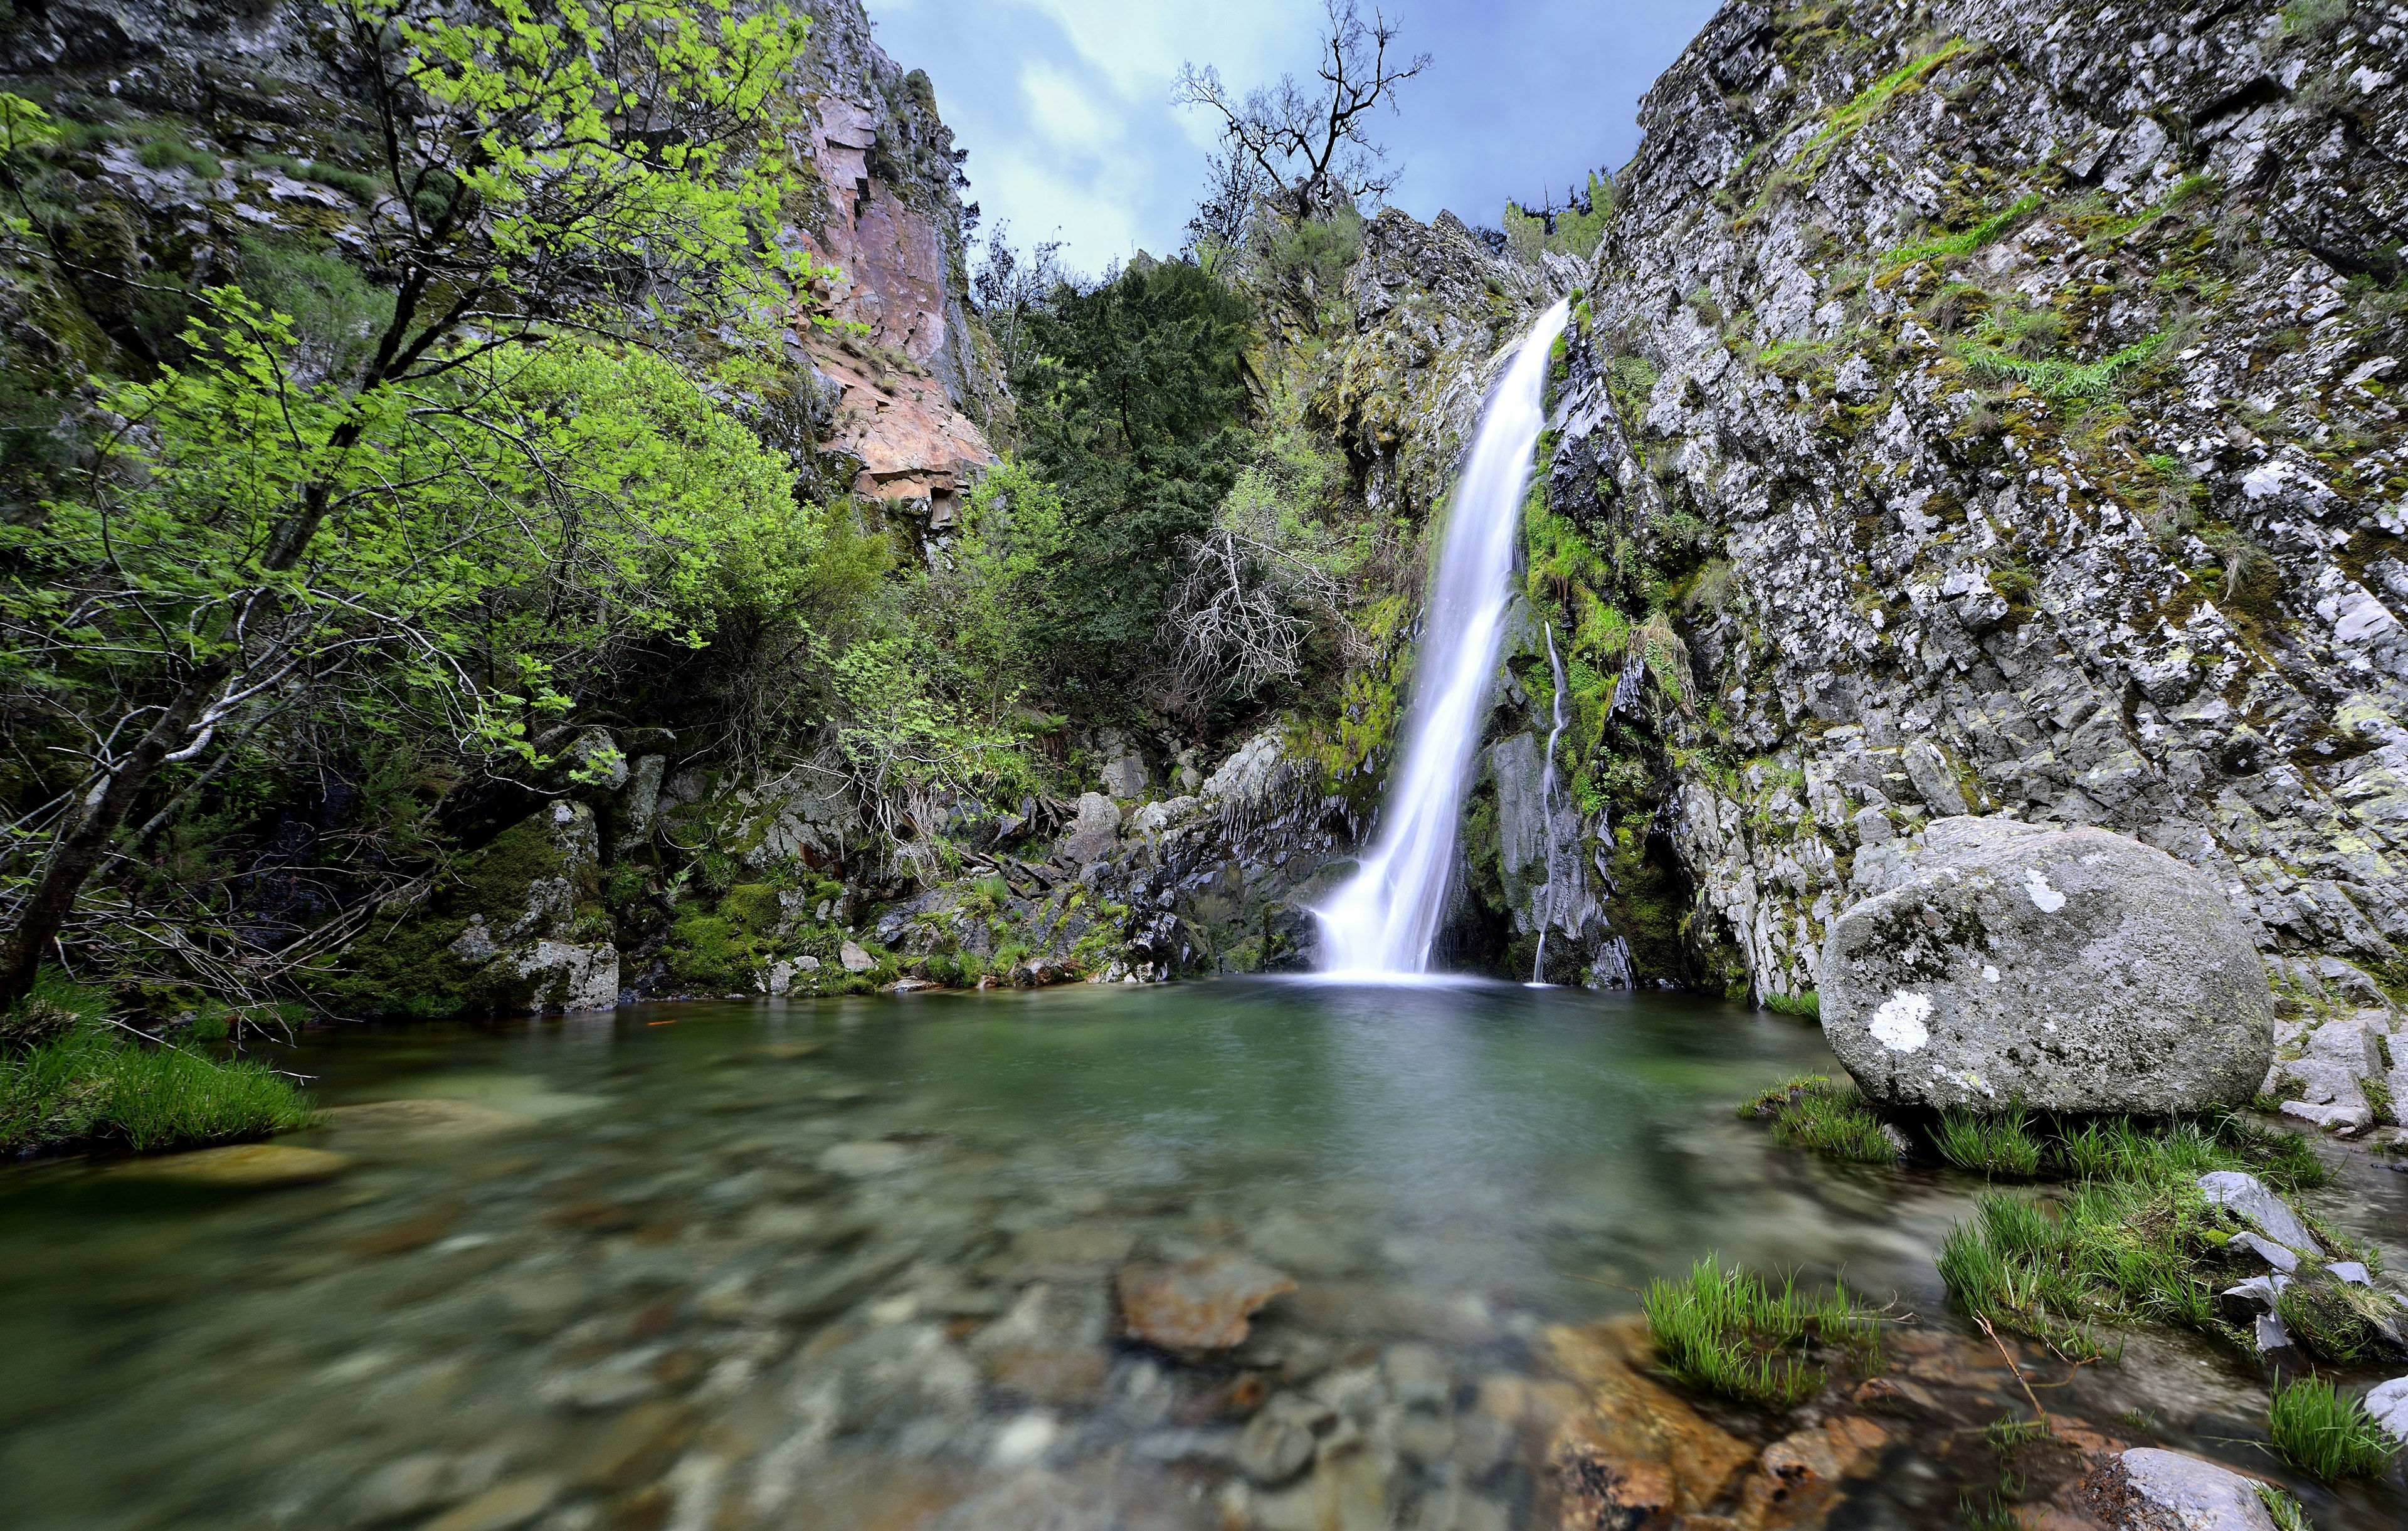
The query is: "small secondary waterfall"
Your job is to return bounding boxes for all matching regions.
[1319,300,1571,976]
[1530,619,1571,984]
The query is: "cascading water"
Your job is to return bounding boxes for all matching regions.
[1319,299,1571,976]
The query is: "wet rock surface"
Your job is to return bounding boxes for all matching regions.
[1820,818,2274,1110]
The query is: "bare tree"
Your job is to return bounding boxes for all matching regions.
[1158,473,1349,719]
[1173,0,1430,220]
[1183,145,1273,259]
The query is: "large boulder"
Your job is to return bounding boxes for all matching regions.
[1819,818,2273,1112]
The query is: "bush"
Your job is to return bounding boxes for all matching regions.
[0,972,314,1154]
[2268,1375,2399,1481]
[1643,1255,1879,1407]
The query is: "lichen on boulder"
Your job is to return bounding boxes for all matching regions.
[1819,817,2273,1112]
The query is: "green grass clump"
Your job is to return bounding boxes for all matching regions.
[1938,1109,2343,1362]
[2254,1483,2312,1531]
[1936,1102,2042,1177]
[135,134,222,178]
[2268,1376,2400,1482]
[2276,1273,2401,1364]
[1745,1074,1898,1163]
[1,973,315,1154]
[1643,1255,1879,1408]
[1957,329,2170,406]
[1884,191,2047,266]
[1762,989,1820,1018]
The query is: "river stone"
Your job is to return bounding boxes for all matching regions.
[2367,1376,2408,1445]
[2196,1172,2323,1255]
[1818,818,2272,1112]
[2082,1448,2276,1531]
[1117,1254,1295,1352]
[107,1143,349,1187]
[319,1097,532,1142]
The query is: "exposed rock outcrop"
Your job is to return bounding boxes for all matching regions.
[1819,817,2274,1110]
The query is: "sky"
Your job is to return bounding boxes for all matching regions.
[855,0,1723,273]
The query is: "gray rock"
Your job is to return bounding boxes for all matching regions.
[2090,1447,2277,1531]
[838,940,875,974]
[1819,819,2273,1112]
[2230,1232,2298,1274]
[616,753,667,856]
[2367,1376,2408,1446]
[2197,1172,2323,1255]
[1055,792,1121,865]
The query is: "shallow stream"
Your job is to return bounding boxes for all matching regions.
[3,982,2402,1529]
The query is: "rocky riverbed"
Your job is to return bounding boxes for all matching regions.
[3,985,2403,1530]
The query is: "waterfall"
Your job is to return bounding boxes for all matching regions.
[1531,619,1571,984]
[1319,300,1571,976]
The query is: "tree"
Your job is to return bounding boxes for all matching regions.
[971,221,1068,386]
[1173,0,1430,220]
[0,0,832,1011]
[1012,260,1257,688]
[1183,146,1274,263]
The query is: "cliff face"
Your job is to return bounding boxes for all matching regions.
[0,0,998,514]
[1376,0,2405,1004]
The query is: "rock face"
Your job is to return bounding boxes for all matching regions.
[1821,818,2273,1110]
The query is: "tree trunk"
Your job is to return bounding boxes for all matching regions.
[0,658,231,1012]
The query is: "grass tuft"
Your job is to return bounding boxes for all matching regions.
[1884,191,2047,267]
[1643,1255,1879,1408]
[1745,1074,1898,1163]
[2268,1375,2400,1482]
[1762,989,1820,1018]
[1936,1102,2042,1177]
[1,971,315,1154]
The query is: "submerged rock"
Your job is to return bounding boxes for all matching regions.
[105,1142,350,1187]
[2081,1448,2277,1531]
[1117,1253,1296,1352]
[318,1098,533,1143]
[1819,819,2273,1112]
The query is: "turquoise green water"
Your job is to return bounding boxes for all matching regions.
[0,981,2396,1528]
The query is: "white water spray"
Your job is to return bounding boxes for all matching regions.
[1319,300,1571,976]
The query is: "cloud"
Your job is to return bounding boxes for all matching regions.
[858,0,1720,272]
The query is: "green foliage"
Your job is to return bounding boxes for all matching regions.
[1935,1102,2042,1177]
[1956,327,2171,408]
[0,971,314,1152]
[1502,172,1615,264]
[235,233,395,377]
[1643,1255,1879,1407]
[1746,1074,1898,1163]
[1936,1113,2336,1362]
[134,134,221,179]
[1763,989,1820,1018]
[1884,191,2046,267]
[2268,1376,2398,1481]
[1014,259,1257,685]
[2281,0,2352,39]
[2254,1483,2312,1531]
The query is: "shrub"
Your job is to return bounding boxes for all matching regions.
[1643,1255,1879,1408]
[2268,1376,2399,1481]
